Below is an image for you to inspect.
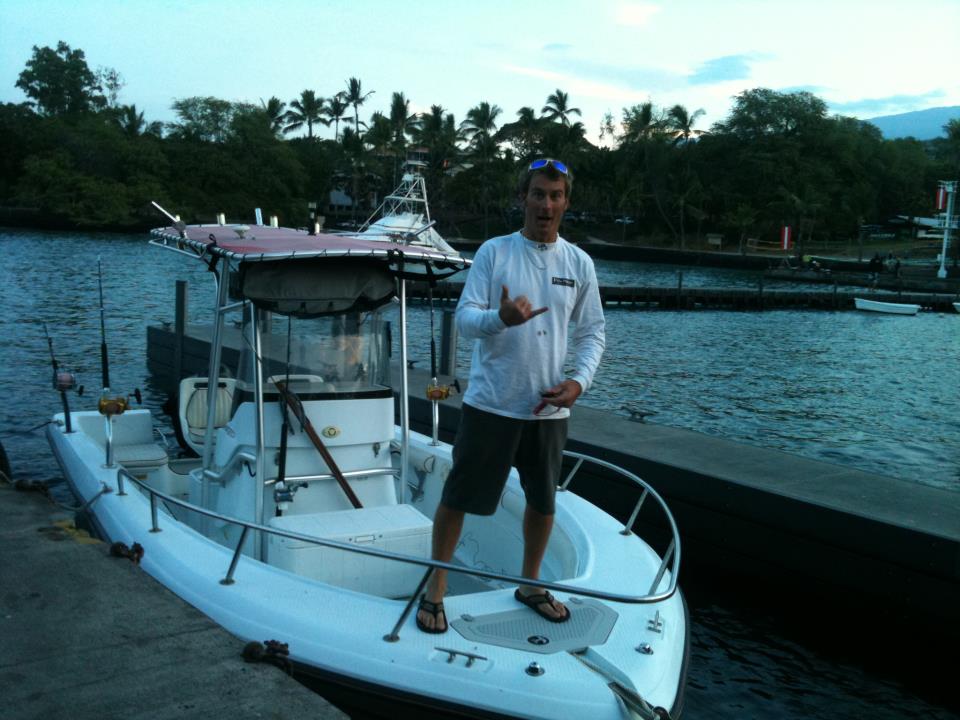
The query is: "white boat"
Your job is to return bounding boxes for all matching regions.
[357,158,457,256]
[854,297,921,315]
[46,219,689,719]
[953,302,960,314]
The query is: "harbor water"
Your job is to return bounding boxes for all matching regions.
[1,228,956,719]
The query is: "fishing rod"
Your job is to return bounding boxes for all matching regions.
[428,285,437,380]
[424,283,453,446]
[97,257,110,393]
[94,259,140,423]
[273,318,294,513]
[43,323,82,434]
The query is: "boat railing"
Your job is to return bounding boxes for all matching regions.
[559,449,680,597]
[115,451,680,640]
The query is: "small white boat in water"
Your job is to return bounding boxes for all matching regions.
[46,214,689,718]
[854,297,921,315]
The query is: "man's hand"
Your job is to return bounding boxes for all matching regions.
[535,379,583,412]
[499,285,548,327]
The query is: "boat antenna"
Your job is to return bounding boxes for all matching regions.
[150,200,187,237]
[97,257,110,393]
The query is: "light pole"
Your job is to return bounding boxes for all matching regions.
[937,180,956,280]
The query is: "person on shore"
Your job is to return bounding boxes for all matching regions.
[415,159,606,633]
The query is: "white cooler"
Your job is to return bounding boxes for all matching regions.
[267,504,432,598]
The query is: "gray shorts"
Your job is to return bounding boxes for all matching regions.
[440,404,568,516]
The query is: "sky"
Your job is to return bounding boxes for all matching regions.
[1,0,958,143]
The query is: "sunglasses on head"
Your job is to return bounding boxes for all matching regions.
[528,158,569,175]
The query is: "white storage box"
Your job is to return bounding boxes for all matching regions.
[267,504,432,598]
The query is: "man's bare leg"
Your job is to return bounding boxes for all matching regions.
[417,502,464,631]
[518,505,567,619]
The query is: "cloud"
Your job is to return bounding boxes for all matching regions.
[543,43,573,53]
[502,64,648,103]
[688,54,755,85]
[831,90,946,115]
[615,2,661,27]
[539,56,684,93]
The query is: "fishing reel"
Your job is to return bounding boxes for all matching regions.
[53,370,83,396]
[425,378,460,401]
[98,388,142,417]
[425,383,450,401]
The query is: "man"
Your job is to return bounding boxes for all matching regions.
[416,159,605,633]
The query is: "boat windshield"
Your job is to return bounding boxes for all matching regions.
[233,308,391,402]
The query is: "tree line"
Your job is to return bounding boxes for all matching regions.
[2,41,958,251]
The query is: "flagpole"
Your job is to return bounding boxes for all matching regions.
[937,181,956,280]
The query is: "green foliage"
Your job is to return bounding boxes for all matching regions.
[168,97,241,142]
[16,41,106,117]
[2,45,957,242]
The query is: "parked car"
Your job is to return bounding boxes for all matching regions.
[579,211,597,223]
[614,215,635,225]
[563,211,579,223]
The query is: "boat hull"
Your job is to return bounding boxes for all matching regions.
[47,412,688,719]
[854,297,920,315]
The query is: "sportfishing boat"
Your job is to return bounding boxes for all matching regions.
[854,297,921,315]
[357,158,457,256]
[46,212,689,719]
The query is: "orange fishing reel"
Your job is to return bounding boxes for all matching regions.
[426,383,451,401]
[98,388,142,417]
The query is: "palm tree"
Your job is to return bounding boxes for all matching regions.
[389,91,416,183]
[343,77,374,134]
[496,106,543,159]
[460,101,502,237]
[412,105,460,208]
[284,89,327,139]
[325,93,350,140]
[724,203,758,255]
[666,104,705,144]
[460,101,502,150]
[620,101,665,143]
[541,89,581,127]
[260,96,287,136]
[365,111,394,157]
[117,104,145,137]
[620,102,678,239]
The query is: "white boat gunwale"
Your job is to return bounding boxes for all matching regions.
[49,417,689,718]
[110,446,682,611]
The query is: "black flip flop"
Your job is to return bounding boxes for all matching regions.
[514,588,571,623]
[415,594,448,634]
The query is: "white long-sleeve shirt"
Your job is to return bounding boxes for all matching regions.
[456,231,605,420]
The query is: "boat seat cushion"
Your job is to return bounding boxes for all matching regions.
[184,384,233,438]
[115,442,168,471]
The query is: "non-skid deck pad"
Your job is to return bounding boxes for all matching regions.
[450,597,618,654]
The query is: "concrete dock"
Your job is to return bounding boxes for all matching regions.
[0,480,347,720]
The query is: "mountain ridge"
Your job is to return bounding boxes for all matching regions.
[863,106,959,140]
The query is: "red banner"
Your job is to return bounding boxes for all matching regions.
[781,225,792,250]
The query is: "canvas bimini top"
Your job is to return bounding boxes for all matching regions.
[149,223,470,278]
